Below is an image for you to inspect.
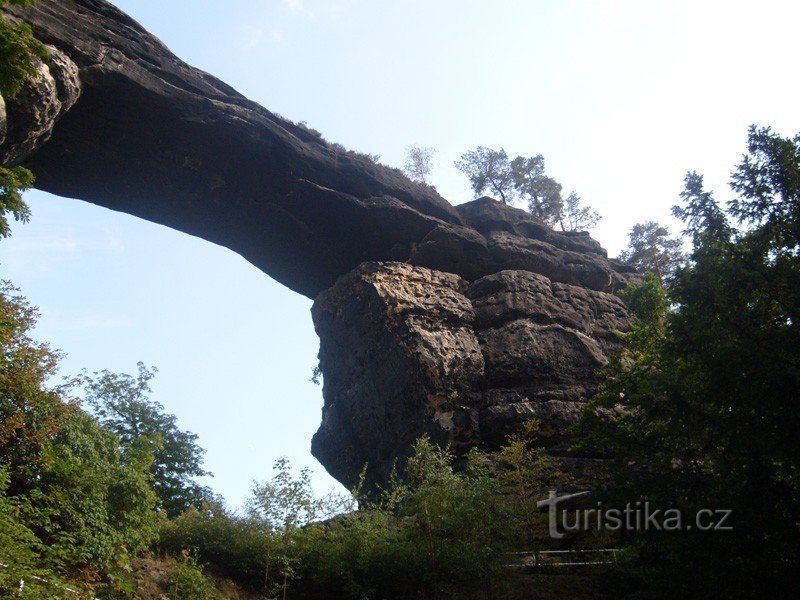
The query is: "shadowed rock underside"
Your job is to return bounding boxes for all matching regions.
[1,0,639,490]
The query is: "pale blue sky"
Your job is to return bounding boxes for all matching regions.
[2,0,798,508]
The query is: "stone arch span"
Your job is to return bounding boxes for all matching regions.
[1,0,638,489]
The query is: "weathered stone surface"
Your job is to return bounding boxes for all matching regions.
[479,321,606,387]
[1,0,461,298]
[312,262,484,489]
[485,231,615,291]
[457,197,608,257]
[0,45,81,166]
[468,270,632,354]
[312,263,633,489]
[0,0,640,491]
[407,223,494,280]
[406,200,636,294]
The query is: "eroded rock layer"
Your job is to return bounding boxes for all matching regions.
[0,0,639,490]
[312,261,633,490]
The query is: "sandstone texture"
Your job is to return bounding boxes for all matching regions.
[312,262,633,490]
[1,0,639,490]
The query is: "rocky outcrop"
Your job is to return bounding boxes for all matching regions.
[0,45,81,165]
[312,263,633,490]
[1,0,460,298]
[1,0,639,490]
[408,197,638,293]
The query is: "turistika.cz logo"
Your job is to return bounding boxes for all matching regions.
[537,491,733,539]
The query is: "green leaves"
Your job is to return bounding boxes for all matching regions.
[0,166,33,238]
[247,456,353,532]
[454,146,515,203]
[80,363,212,518]
[729,125,800,252]
[619,221,685,284]
[582,125,800,595]
[455,146,601,230]
[0,0,47,99]
[1,284,159,579]
[161,433,565,598]
[510,153,562,219]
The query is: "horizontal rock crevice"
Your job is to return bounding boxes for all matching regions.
[312,261,633,490]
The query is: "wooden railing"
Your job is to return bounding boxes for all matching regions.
[506,548,624,569]
[0,562,93,597]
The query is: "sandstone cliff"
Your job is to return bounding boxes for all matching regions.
[1,0,638,490]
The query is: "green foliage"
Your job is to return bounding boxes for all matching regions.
[581,125,800,596]
[0,282,66,478]
[455,146,515,203]
[0,0,47,98]
[80,363,211,518]
[285,439,515,599]
[247,456,354,532]
[0,165,33,237]
[455,146,601,230]
[0,282,158,578]
[159,498,272,590]
[403,145,435,184]
[619,220,685,284]
[0,466,67,597]
[493,420,567,545]
[28,409,158,571]
[0,1,45,238]
[509,153,562,220]
[162,435,566,599]
[729,126,800,250]
[168,553,224,600]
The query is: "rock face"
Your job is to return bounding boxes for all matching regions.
[1,0,639,490]
[312,261,633,490]
[0,45,81,166]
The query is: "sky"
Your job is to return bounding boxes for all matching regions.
[2,0,799,509]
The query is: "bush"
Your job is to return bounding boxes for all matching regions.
[1,282,158,577]
[158,499,271,591]
[168,553,224,600]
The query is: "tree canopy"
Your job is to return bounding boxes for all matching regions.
[455,145,601,231]
[509,153,562,220]
[618,220,685,284]
[0,282,158,587]
[81,363,212,518]
[580,125,800,596]
[402,145,435,184]
[454,146,516,203]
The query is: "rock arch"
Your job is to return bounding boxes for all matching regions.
[1,0,638,489]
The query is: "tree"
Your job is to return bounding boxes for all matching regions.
[0,282,158,575]
[492,420,565,545]
[81,363,212,517]
[618,220,684,284]
[247,456,353,532]
[455,146,515,203]
[581,125,800,596]
[558,191,601,232]
[403,145,435,184]
[0,165,33,237]
[0,0,46,98]
[0,466,66,596]
[509,153,562,221]
[0,0,46,238]
[455,146,601,230]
